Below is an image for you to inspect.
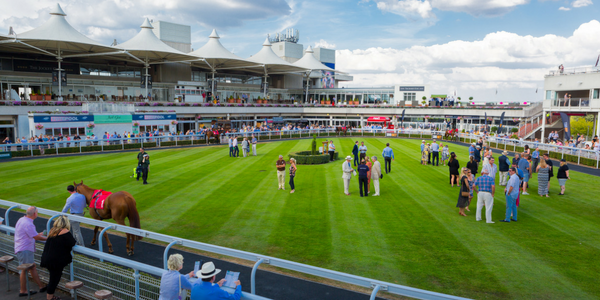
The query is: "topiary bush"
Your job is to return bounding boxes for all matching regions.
[288,151,338,164]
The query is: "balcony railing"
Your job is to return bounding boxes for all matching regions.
[547,66,600,76]
[548,98,591,108]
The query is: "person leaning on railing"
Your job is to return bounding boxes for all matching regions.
[191,262,241,300]
[41,215,76,300]
[159,254,194,300]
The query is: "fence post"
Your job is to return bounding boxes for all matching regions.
[370,284,382,300]
[133,270,140,300]
[163,240,182,270]
[4,205,19,235]
[56,143,58,155]
[79,142,82,153]
[101,142,104,152]
[98,225,115,261]
[31,146,33,157]
[251,258,268,294]
[46,214,61,233]
[175,135,178,146]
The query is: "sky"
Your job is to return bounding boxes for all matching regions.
[1,0,600,102]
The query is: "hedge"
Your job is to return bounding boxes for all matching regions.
[288,151,338,164]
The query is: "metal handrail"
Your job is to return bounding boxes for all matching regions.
[0,199,469,300]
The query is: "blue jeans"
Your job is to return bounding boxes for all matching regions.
[505,194,517,221]
[229,146,233,157]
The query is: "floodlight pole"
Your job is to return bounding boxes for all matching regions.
[263,66,268,99]
[57,44,62,99]
[211,71,215,102]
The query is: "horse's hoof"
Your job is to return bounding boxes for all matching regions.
[108,249,114,254]
[91,241,96,246]
[128,251,134,256]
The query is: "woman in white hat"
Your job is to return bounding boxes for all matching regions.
[191,262,242,300]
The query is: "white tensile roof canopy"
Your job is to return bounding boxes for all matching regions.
[189,29,259,71]
[246,38,308,74]
[116,18,197,64]
[292,46,334,72]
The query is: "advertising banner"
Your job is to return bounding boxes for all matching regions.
[33,115,94,123]
[132,114,176,121]
[321,71,334,89]
[399,86,425,92]
[140,75,152,89]
[95,115,133,124]
[560,112,571,141]
[13,59,79,74]
[52,71,67,86]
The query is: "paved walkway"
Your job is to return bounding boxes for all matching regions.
[0,270,73,300]
[1,209,386,300]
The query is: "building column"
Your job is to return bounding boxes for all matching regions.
[195,114,199,132]
[329,115,333,127]
[541,110,546,142]
[254,115,258,127]
[596,112,600,137]
[360,116,364,128]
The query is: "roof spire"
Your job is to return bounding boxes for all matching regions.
[141,18,153,29]
[209,29,220,39]
[262,37,271,47]
[305,46,313,53]
[50,3,67,16]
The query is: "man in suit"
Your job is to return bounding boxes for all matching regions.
[352,141,359,167]
[357,159,370,197]
[342,156,354,195]
[371,156,382,196]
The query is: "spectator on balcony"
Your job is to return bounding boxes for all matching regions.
[41,215,76,300]
[159,254,194,300]
[191,262,241,300]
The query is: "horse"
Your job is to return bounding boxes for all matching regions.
[444,130,458,142]
[335,126,348,136]
[205,129,220,145]
[74,181,142,256]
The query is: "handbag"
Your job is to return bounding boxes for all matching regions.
[461,177,470,197]
[380,173,383,179]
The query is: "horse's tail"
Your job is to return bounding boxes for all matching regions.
[124,193,143,241]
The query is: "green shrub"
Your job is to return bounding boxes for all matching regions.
[288,151,338,164]
[511,128,518,133]
[311,135,317,155]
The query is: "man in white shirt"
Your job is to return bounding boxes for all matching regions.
[371,156,382,196]
[358,142,367,161]
[328,140,336,161]
[232,137,239,157]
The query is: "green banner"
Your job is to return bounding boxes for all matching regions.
[0,152,11,159]
[95,115,132,124]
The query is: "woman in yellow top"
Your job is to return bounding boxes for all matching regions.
[422,144,430,165]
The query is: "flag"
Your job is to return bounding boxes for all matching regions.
[560,112,571,141]
[495,89,498,95]
[499,112,505,133]
[535,87,538,93]
[596,54,600,67]
[401,109,405,128]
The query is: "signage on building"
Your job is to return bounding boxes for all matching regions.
[52,71,67,86]
[95,115,133,124]
[399,86,425,92]
[132,114,176,121]
[140,75,153,89]
[33,115,94,123]
[13,60,79,74]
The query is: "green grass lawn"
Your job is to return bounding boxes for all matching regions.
[1,138,599,299]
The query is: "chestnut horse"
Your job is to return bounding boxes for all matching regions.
[335,126,348,136]
[205,129,220,145]
[74,181,142,255]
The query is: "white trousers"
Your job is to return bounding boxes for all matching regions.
[343,178,351,194]
[476,192,494,223]
[499,171,509,186]
[277,170,285,189]
[243,148,248,157]
[372,179,380,195]
[252,144,257,156]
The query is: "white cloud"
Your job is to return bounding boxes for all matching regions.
[572,0,593,7]
[336,20,600,100]
[314,39,337,49]
[366,0,528,19]
[373,0,435,19]
[559,6,572,10]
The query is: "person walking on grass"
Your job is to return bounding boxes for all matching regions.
[382,143,395,173]
[251,134,257,156]
[457,168,471,217]
[137,148,150,185]
[276,155,286,190]
[241,138,249,157]
[15,206,47,297]
[501,167,520,223]
[342,156,354,195]
[448,152,460,187]
[536,159,550,197]
[62,185,85,246]
[518,154,531,195]
[371,156,382,196]
[365,156,372,194]
[289,158,297,193]
[352,141,359,167]
[441,144,449,166]
[557,159,570,195]
[474,169,495,223]
[498,151,511,186]
[328,140,336,161]
[431,139,440,166]
[228,137,233,157]
[359,141,368,162]
[232,136,239,157]
[531,147,540,173]
[357,159,370,197]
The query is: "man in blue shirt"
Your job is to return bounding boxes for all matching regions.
[228,137,233,157]
[531,147,540,173]
[420,140,425,154]
[468,142,475,158]
[430,139,440,166]
[517,154,531,195]
[381,143,395,173]
[473,169,496,223]
[63,185,86,246]
[357,159,370,197]
[501,167,520,222]
[191,262,241,300]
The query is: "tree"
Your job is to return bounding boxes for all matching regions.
[571,116,594,137]
[422,96,427,100]
[511,128,519,133]
[469,97,473,100]
[457,97,461,100]
[311,135,317,155]
[491,126,498,133]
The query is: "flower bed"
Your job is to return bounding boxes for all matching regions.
[288,151,338,164]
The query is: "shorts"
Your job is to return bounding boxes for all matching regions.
[558,179,567,186]
[16,250,34,273]
[522,172,530,183]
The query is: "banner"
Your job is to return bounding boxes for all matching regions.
[140,75,152,89]
[52,71,66,86]
[33,115,93,123]
[321,70,334,89]
[132,114,176,121]
[560,112,571,141]
[95,115,133,124]
[499,112,505,133]
[400,109,405,128]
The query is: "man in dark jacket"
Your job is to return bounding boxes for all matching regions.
[357,159,370,197]
[137,148,150,184]
[352,141,359,167]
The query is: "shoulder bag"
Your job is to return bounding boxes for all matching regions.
[461,177,470,197]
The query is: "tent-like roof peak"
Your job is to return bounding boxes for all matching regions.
[209,29,219,39]
[50,3,66,16]
[262,38,271,47]
[305,46,313,53]
[141,18,153,29]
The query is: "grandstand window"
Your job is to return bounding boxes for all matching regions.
[593,89,599,99]
[403,93,416,101]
